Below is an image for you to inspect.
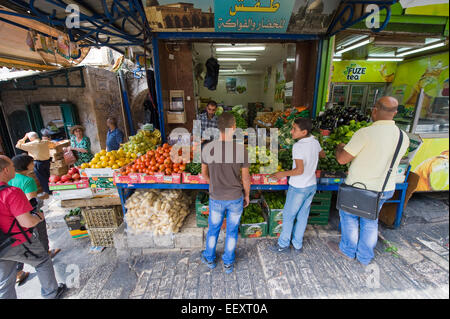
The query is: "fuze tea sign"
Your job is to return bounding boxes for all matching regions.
[344,63,367,81]
[332,61,398,83]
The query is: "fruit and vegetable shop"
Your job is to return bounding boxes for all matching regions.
[0,0,448,250]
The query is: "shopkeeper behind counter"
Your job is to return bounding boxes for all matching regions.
[197,101,218,143]
[106,117,124,152]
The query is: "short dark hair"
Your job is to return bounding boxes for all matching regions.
[0,157,11,171]
[293,118,313,136]
[207,101,217,108]
[107,117,117,125]
[217,112,236,132]
[12,154,34,172]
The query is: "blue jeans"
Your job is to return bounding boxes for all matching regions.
[339,190,395,265]
[202,196,244,265]
[278,184,317,250]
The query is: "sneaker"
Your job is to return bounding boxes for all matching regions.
[268,244,290,253]
[292,247,303,253]
[223,263,234,274]
[55,283,68,299]
[200,253,217,269]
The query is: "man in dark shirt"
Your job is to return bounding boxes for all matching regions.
[200,113,251,274]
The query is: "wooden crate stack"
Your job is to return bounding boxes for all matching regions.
[49,140,70,176]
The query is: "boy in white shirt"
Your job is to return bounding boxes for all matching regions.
[269,118,325,253]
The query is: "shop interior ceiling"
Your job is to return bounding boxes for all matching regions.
[192,43,295,76]
[334,31,448,60]
[0,0,151,71]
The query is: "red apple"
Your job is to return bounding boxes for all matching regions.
[72,173,80,181]
[49,175,60,183]
[61,174,72,183]
[68,167,79,175]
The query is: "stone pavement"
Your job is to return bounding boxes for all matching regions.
[15,193,449,299]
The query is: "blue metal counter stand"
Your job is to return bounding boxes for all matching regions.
[117,166,410,229]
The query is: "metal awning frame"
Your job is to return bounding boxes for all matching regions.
[328,0,398,36]
[0,0,152,54]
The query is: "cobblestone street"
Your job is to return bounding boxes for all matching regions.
[16,193,449,299]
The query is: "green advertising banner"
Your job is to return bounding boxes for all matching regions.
[392,52,449,112]
[332,61,398,83]
[410,138,449,192]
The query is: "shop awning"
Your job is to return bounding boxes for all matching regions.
[0,0,151,56]
[0,7,91,71]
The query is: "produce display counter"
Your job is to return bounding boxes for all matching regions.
[116,169,410,229]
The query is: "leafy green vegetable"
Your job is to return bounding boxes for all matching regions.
[186,162,202,175]
[241,203,265,224]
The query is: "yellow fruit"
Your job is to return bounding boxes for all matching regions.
[81,163,88,169]
[99,150,106,156]
[108,160,115,166]
[112,164,119,169]
[131,153,137,158]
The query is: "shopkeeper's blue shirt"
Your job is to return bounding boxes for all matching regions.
[106,128,124,151]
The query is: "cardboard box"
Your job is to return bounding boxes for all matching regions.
[89,177,115,189]
[53,188,94,200]
[50,166,69,176]
[49,139,70,151]
[239,200,269,238]
[113,173,141,184]
[49,179,90,191]
[50,159,66,168]
[93,188,119,198]
[182,173,208,184]
[64,214,89,239]
[140,173,181,184]
[251,174,288,185]
[80,168,119,178]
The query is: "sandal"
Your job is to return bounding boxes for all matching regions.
[48,248,61,259]
[16,271,30,286]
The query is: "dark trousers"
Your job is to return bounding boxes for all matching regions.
[34,160,51,194]
[17,220,49,272]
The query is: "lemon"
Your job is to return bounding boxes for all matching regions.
[429,168,449,190]
[112,164,119,169]
[99,150,107,156]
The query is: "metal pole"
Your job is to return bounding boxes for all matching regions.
[312,39,323,119]
[152,35,166,143]
[410,88,425,134]
[118,70,135,136]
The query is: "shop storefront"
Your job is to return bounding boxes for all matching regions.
[0,0,447,250]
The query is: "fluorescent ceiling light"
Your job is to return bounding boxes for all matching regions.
[333,58,342,61]
[335,39,371,55]
[218,58,256,62]
[216,46,265,52]
[336,35,369,51]
[286,58,295,62]
[367,57,404,62]
[396,42,446,57]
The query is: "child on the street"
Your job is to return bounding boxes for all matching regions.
[269,118,325,253]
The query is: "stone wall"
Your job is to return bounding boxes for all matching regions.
[0,66,123,154]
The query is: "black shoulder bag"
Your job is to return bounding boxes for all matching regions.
[336,128,404,220]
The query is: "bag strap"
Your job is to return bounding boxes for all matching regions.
[0,185,33,243]
[380,128,404,193]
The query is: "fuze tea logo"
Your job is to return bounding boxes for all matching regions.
[344,63,367,81]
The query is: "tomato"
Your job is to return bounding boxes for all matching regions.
[145,160,151,167]
[173,163,179,169]
[157,157,164,164]
[165,168,172,175]
[159,164,166,171]
[150,158,156,166]
[179,164,186,171]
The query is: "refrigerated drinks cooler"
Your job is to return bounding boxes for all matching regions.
[330,83,389,113]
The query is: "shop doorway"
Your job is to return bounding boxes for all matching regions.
[192,42,299,120]
[26,103,79,140]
